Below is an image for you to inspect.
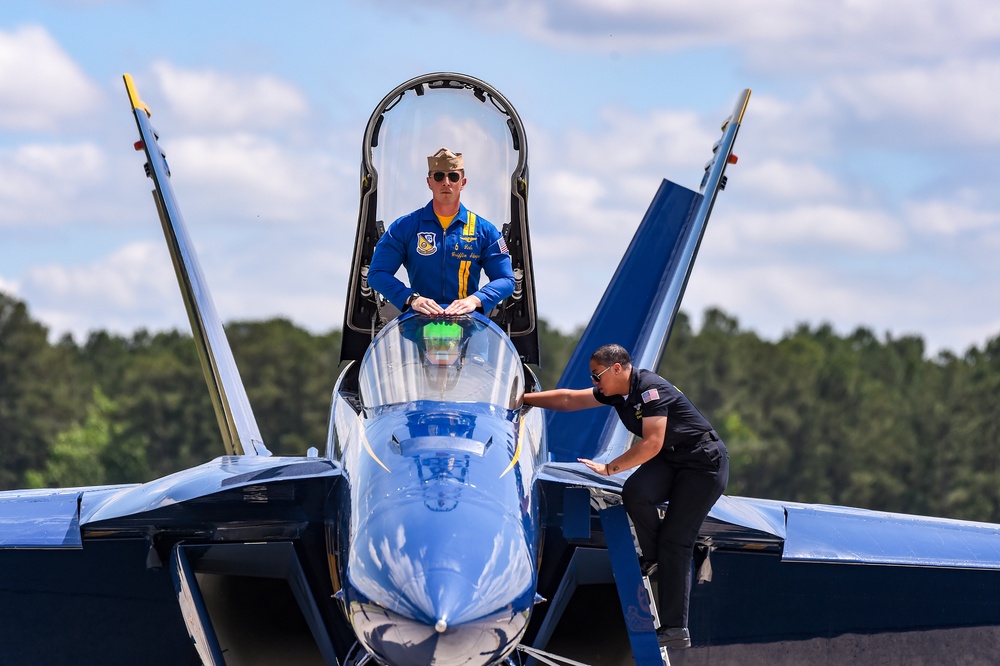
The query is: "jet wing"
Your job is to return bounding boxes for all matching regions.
[0,457,346,665]
[0,457,341,546]
[0,485,133,548]
[535,461,1000,661]
[731,496,1000,568]
[540,463,1000,570]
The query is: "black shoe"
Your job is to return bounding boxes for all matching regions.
[639,558,658,577]
[656,626,690,649]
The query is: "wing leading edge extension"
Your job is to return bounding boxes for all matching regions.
[124,74,269,457]
[546,89,750,463]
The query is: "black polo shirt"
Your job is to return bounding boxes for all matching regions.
[593,368,712,451]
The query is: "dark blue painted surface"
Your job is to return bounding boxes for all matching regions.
[546,179,702,462]
[598,504,661,665]
[0,539,199,665]
[562,486,592,540]
[690,549,1000,647]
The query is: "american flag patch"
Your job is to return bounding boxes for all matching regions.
[641,389,659,403]
[498,237,509,254]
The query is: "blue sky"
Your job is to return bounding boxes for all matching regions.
[2,0,999,357]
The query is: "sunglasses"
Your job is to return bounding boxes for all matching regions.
[432,171,463,183]
[590,365,614,383]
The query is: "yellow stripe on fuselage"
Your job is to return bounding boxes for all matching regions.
[500,417,526,478]
[361,430,390,472]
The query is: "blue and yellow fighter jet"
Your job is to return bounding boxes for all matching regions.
[3,72,1000,666]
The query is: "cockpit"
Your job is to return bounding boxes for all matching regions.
[357,313,524,412]
[341,73,538,364]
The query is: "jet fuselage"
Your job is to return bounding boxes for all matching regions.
[330,313,544,665]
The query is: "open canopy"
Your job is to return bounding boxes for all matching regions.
[342,73,539,364]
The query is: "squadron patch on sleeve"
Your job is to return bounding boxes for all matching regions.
[416,232,438,256]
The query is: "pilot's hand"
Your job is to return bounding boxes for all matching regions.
[411,296,445,315]
[443,296,481,316]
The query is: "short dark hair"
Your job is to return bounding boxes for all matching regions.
[591,344,631,368]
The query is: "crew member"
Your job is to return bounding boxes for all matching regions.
[522,344,729,649]
[367,147,515,317]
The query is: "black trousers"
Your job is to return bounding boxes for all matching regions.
[621,436,729,629]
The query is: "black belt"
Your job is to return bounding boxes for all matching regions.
[666,430,718,452]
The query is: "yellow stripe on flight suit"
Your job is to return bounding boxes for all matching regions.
[458,261,471,298]
[463,212,477,237]
[457,212,477,299]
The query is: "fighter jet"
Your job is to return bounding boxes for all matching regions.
[2,71,999,666]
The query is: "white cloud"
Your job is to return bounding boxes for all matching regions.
[681,245,1000,355]
[25,242,175,308]
[22,241,186,340]
[452,0,1000,66]
[739,159,845,203]
[164,133,333,222]
[0,142,108,226]
[560,107,713,174]
[150,61,310,131]
[0,276,19,297]
[824,59,1000,146]
[0,25,102,130]
[907,198,1000,236]
[204,236,345,333]
[527,106,718,226]
[727,206,905,252]
[543,171,605,218]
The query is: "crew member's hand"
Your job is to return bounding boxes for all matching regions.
[578,458,611,476]
[410,296,445,315]
[443,296,481,316]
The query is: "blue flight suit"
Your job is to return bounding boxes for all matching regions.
[368,201,515,313]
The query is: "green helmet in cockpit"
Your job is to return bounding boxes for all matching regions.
[422,321,465,366]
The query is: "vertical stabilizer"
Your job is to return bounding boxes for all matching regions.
[123,74,269,457]
[546,89,750,463]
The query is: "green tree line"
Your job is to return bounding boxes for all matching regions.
[2,291,999,522]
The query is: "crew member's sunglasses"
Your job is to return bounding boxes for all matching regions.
[591,366,614,383]
[432,171,463,183]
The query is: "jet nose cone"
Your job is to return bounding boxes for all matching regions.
[354,604,530,666]
[346,494,537,665]
[385,570,528,665]
[423,568,474,628]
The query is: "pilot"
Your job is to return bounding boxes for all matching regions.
[367,147,515,317]
[522,344,729,650]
